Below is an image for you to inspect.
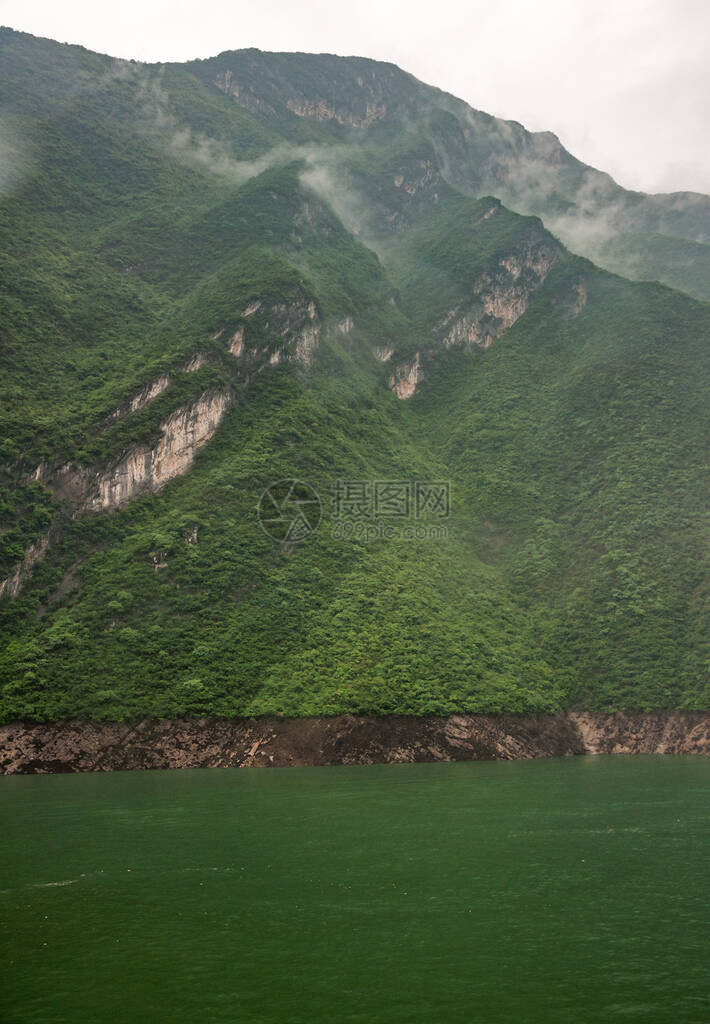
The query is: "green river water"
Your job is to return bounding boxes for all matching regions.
[1,755,709,1023]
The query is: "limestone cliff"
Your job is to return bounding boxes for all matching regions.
[0,533,50,601]
[2,288,320,601]
[285,96,386,127]
[34,388,232,512]
[110,373,171,420]
[223,294,321,368]
[213,59,398,128]
[90,388,231,510]
[0,389,231,599]
[441,240,562,350]
[108,353,208,422]
[386,233,561,398]
[389,353,421,399]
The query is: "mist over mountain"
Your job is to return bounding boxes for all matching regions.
[0,27,708,721]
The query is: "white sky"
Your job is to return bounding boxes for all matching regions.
[2,0,708,195]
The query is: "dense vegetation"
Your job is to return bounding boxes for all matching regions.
[0,28,708,721]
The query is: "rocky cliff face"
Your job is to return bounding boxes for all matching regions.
[2,712,708,773]
[108,353,207,422]
[382,157,445,231]
[385,232,562,398]
[285,96,386,127]
[389,354,422,399]
[2,290,320,601]
[0,533,50,601]
[220,294,321,368]
[110,373,171,420]
[37,387,232,513]
[374,345,393,362]
[90,388,231,510]
[211,56,404,128]
[213,69,279,119]
[569,712,710,755]
[441,240,563,350]
[0,389,231,599]
[49,385,232,512]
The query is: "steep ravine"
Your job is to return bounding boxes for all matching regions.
[1,712,708,773]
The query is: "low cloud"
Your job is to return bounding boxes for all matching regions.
[0,113,36,197]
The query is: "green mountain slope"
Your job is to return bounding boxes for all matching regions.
[0,29,708,721]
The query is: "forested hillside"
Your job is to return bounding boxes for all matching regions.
[0,28,708,721]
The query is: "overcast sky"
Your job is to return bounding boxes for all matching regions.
[2,0,708,195]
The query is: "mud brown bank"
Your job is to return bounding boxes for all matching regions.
[1,712,709,774]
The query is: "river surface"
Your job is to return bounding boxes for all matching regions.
[1,756,709,1023]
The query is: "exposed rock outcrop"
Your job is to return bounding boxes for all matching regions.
[390,158,440,200]
[110,373,171,420]
[441,241,562,350]
[109,354,207,421]
[371,156,445,233]
[228,327,245,357]
[379,234,563,401]
[1,712,708,773]
[214,66,389,127]
[554,279,588,317]
[221,295,321,368]
[389,353,421,399]
[47,388,231,512]
[6,290,318,600]
[568,712,710,755]
[1,390,231,599]
[183,353,207,372]
[286,97,386,127]
[214,70,278,118]
[0,533,51,600]
[90,389,231,511]
[571,282,587,314]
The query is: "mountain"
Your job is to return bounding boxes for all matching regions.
[185,46,710,299]
[0,27,708,722]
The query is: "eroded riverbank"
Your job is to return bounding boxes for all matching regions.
[1,711,709,773]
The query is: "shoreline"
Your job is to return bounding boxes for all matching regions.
[1,711,709,774]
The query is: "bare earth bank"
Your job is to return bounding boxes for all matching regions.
[1,712,709,774]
